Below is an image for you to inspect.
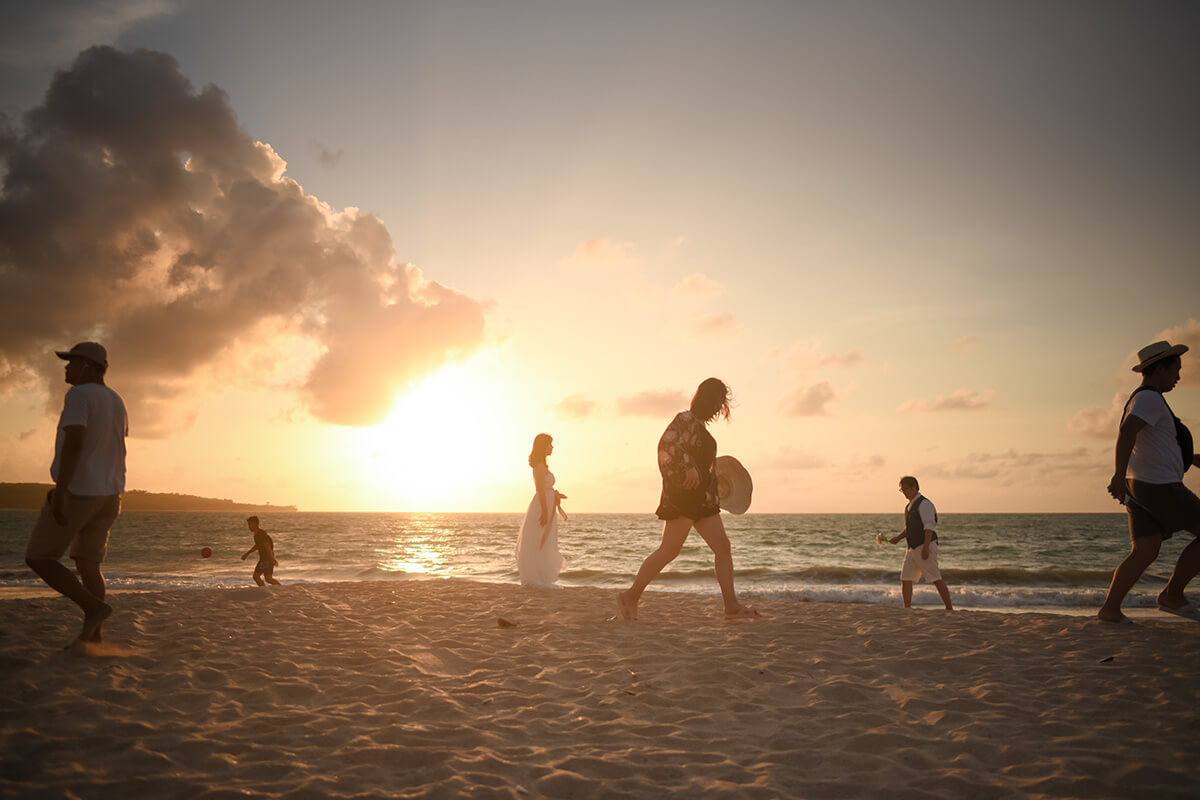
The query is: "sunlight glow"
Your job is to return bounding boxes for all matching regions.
[348,359,518,511]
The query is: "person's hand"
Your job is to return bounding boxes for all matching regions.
[921,546,930,560]
[51,489,67,526]
[890,535,903,545]
[273,559,279,567]
[683,468,700,489]
[1107,474,1126,502]
[241,554,248,560]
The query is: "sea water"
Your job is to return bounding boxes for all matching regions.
[0,511,1185,610]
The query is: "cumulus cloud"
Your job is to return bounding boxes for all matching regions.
[780,382,836,417]
[690,312,740,338]
[0,1,178,68]
[671,273,724,301]
[551,393,595,420]
[1067,393,1126,439]
[0,47,486,434]
[897,389,994,414]
[617,389,686,417]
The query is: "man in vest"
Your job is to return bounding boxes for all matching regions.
[888,476,953,610]
[1098,340,1200,623]
[25,342,128,648]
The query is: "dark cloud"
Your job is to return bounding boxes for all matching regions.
[617,389,686,418]
[0,1,178,68]
[0,47,485,434]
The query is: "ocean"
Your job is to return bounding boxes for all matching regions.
[2,510,1188,612]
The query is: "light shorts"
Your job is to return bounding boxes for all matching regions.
[900,541,943,583]
[1125,480,1200,541]
[25,490,121,563]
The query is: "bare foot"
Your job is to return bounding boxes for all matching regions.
[724,605,759,620]
[1096,609,1131,624]
[75,602,112,645]
[1156,591,1189,611]
[616,591,638,620]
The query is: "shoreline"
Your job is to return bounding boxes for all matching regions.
[4,579,1198,798]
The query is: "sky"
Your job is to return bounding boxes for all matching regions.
[0,1,1197,513]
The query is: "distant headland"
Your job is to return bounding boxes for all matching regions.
[0,483,296,512]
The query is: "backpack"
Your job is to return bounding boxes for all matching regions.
[1123,386,1194,473]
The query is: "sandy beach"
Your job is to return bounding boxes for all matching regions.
[2,579,1198,799]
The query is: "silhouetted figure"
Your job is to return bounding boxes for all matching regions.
[886,476,953,610]
[515,433,567,587]
[1098,341,1200,623]
[618,378,756,620]
[242,516,281,585]
[25,342,128,648]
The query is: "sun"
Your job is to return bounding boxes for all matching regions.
[348,359,523,511]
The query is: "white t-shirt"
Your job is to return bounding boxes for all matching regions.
[50,383,128,496]
[1125,390,1184,484]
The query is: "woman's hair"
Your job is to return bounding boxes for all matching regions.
[529,433,553,467]
[690,377,732,423]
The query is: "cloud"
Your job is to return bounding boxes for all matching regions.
[0,47,486,434]
[564,238,637,270]
[919,447,1102,482]
[617,389,686,417]
[0,1,178,68]
[1067,393,1125,439]
[690,312,740,338]
[953,335,979,351]
[313,140,343,168]
[770,338,866,370]
[671,273,724,301]
[897,389,994,414]
[780,382,836,417]
[551,393,595,420]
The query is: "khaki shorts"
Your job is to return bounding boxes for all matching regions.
[25,491,121,563]
[901,541,943,583]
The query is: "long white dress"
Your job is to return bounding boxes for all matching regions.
[515,468,565,587]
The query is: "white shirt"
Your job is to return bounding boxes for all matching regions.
[906,493,937,531]
[1125,390,1184,484]
[51,383,128,495]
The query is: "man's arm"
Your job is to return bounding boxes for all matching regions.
[921,529,934,559]
[51,426,86,525]
[241,544,258,560]
[1107,415,1148,500]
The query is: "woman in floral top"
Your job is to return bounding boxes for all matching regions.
[617,378,757,620]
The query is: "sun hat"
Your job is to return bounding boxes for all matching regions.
[55,342,108,368]
[1131,340,1188,372]
[714,455,753,514]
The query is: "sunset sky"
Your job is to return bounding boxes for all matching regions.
[1,2,1197,513]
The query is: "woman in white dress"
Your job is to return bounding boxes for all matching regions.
[515,433,567,587]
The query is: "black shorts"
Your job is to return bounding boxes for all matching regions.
[1125,480,1200,541]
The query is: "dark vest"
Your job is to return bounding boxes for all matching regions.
[904,495,938,549]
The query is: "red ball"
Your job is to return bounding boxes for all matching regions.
[200,547,213,558]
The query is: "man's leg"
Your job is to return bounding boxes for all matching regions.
[252,568,266,587]
[74,558,106,641]
[1159,528,1200,609]
[933,579,953,610]
[263,566,281,586]
[901,580,913,608]
[1098,535,1162,621]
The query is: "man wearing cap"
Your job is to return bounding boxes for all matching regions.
[25,342,128,647]
[1098,340,1200,623]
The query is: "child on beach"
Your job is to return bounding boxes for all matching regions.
[241,516,281,586]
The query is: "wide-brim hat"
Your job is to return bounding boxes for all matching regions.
[55,341,108,368]
[1131,340,1188,372]
[715,455,753,515]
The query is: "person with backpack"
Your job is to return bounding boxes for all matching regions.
[1098,340,1200,623]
